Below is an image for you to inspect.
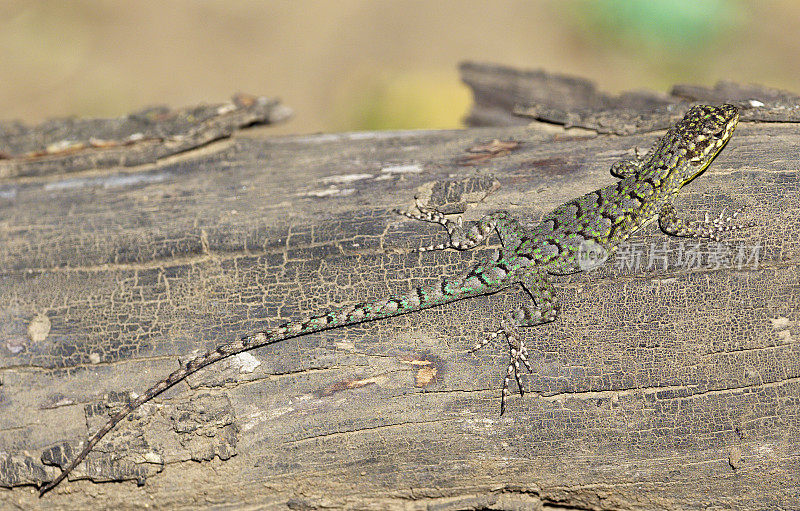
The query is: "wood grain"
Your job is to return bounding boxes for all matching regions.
[1,73,797,510]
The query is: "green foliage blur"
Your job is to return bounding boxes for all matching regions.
[0,0,794,134]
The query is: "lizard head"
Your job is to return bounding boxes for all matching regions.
[675,103,739,185]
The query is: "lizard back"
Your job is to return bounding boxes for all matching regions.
[525,104,739,275]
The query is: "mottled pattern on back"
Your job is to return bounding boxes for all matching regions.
[529,104,740,274]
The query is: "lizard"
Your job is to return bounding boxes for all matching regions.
[39,103,750,496]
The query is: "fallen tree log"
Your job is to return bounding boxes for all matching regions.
[1,71,798,510]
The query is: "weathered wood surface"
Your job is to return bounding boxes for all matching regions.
[1,73,798,510]
[0,93,292,179]
[462,61,800,131]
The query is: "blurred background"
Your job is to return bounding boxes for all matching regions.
[1,0,798,135]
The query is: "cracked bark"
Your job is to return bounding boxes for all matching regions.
[0,71,798,510]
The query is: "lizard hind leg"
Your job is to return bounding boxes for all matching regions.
[393,198,525,252]
[469,320,533,415]
[469,269,560,414]
[499,321,534,415]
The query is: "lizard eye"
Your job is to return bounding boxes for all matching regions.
[711,127,725,139]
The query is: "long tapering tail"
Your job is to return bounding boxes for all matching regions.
[39,267,505,496]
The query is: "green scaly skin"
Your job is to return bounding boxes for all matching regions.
[40,104,749,496]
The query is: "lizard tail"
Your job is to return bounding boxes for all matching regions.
[40,269,503,496]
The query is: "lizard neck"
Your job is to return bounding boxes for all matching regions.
[636,156,691,203]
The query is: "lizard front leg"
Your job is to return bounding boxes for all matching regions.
[470,268,560,414]
[610,139,659,178]
[659,204,755,241]
[610,158,644,179]
[394,198,526,252]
